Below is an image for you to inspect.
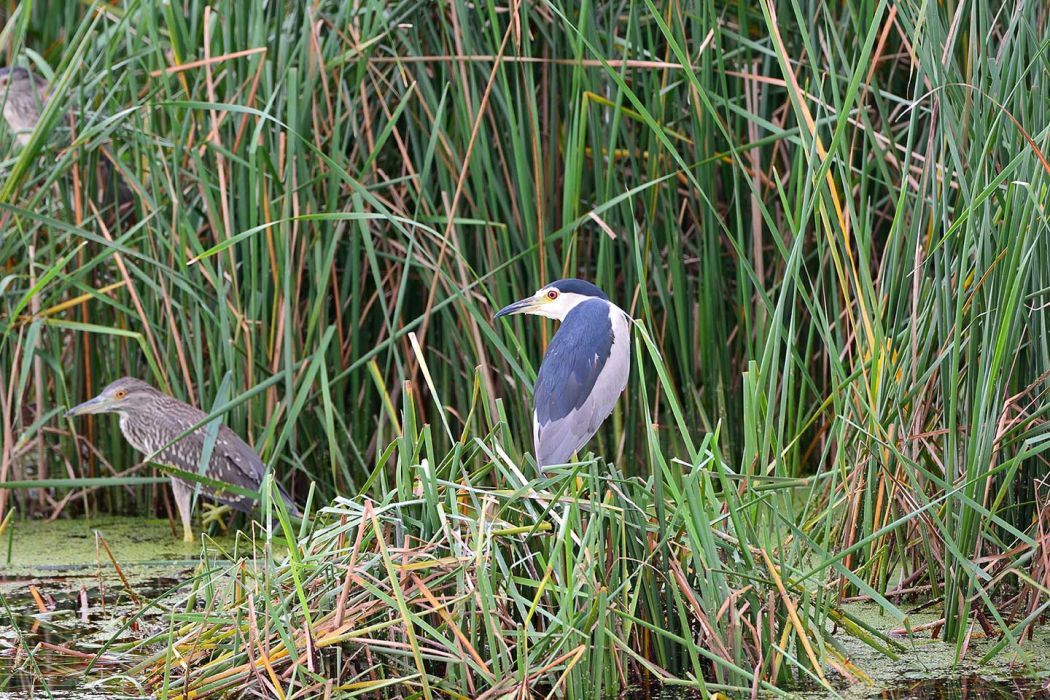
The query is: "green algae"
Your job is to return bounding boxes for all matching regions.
[2,516,203,582]
[799,600,1050,698]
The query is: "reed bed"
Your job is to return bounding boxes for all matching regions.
[126,410,893,698]
[0,0,1049,695]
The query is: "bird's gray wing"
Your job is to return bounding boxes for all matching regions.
[533,299,620,467]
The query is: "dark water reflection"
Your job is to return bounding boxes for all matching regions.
[1,589,138,696]
[615,676,1050,699]
[1,574,187,697]
[879,675,1050,699]
[619,688,701,699]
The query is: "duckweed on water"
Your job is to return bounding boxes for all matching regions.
[2,516,201,581]
[794,601,1050,699]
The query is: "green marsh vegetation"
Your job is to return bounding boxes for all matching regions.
[0,0,1048,697]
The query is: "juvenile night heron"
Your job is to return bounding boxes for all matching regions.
[0,66,48,146]
[66,377,298,542]
[495,279,631,468]
[0,65,133,211]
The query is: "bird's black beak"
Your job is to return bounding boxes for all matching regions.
[495,297,538,319]
[65,395,107,417]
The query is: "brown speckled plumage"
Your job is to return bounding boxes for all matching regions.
[66,377,298,541]
[0,66,133,211]
[0,67,48,145]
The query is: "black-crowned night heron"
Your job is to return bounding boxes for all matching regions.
[65,377,298,542]
[495,278,630,467]
[0,66,48,146]
[0,65,133,211]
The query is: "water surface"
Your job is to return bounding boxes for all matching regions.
[1,517,217,698]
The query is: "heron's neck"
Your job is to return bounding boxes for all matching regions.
[117,411,151,455]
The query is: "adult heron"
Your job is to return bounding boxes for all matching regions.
[495,279,630,468]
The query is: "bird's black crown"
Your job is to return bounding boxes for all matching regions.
[548,278,609,300]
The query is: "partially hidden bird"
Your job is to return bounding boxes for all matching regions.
[65,377,299,542]
[0,66,47,146]
[495,278,631,468]
[0,65,133,212]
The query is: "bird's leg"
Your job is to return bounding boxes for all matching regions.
[200,502,233,527]
[171,478,194,543]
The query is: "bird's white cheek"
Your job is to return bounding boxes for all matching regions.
[539,296,575,320]
[534,306,562,320]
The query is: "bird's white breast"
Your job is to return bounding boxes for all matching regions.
[602,303,631,397]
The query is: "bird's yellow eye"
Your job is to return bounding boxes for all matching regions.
[546,290,559,300]
[114,389,127,399]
